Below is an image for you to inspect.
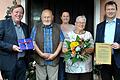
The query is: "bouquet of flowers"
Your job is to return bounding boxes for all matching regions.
[64,35,91,64]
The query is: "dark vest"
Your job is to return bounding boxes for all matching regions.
[34,22,60,66]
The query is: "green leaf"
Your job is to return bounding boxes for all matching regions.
[83,39,91,48]
[64,51,71,62]
[76,35,81,41]
[65,40,71,49]
[72,57,78,64]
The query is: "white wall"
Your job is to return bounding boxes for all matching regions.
[94,0,100,39]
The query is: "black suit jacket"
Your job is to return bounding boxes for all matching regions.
[0,18,29,71]
[95,18,120,68]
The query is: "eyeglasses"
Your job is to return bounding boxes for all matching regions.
[75,22,86,24]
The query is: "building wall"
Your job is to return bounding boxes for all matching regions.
[0,0,21,20]
[0,0,120,32]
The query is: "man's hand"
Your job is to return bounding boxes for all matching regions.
[12,45,21,52]
[47,54,56,60]
[112,42,120,49]
[41,53,50,59]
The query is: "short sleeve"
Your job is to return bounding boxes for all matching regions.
[30,26,36,41]
[60,30,65,42]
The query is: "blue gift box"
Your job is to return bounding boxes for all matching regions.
[18,38,34,50]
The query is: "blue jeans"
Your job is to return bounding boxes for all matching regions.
[58,57,65,80]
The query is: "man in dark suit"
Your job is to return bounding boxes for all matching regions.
[0,5,29,80]
[95,1,120,80]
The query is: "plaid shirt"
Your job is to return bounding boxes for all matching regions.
[43,26,53,65]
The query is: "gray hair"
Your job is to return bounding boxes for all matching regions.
[76,15,86,22]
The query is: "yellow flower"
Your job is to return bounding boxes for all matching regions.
[70,41,79,48]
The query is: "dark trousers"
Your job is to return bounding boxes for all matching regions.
[66,72,92,80]
[100,57,120,80]
[2,60,26,80]
[58,57,65,80]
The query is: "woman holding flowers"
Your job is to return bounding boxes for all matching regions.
[63,15,94,80]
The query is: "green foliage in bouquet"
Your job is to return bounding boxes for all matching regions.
[64,35,91,64]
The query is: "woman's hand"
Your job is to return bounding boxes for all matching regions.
[62,47,68,53]
[81,48,94,55]
[85,48,94,53]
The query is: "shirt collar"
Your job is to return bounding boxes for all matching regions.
[106,18,116,23]
[43,24,53,28]
[13,21,21,27]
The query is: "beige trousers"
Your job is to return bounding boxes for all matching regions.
[36,63,58,80]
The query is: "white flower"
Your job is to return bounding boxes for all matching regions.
[84,44,87,47]
[75,46,81,51]
[71,54,75,57]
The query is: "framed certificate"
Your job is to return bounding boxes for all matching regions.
[95,43,112,65]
